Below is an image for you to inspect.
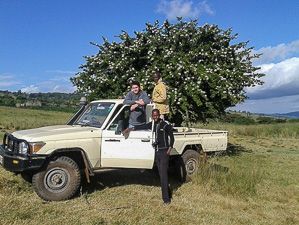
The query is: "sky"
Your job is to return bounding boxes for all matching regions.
[1,0,299,114]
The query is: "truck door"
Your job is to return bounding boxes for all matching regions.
[101,105,155,169]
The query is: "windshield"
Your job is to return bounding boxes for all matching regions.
[75,102,115,128]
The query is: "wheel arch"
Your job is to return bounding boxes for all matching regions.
[182,144,203,154]
[44,148,93,183]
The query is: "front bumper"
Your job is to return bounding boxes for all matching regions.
[0,145,46,172]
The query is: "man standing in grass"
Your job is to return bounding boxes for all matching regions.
[123,109,174,204]
[123,81,150,128]
[152,71,169,120]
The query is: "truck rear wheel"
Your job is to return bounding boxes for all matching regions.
[177,149,200,182]
[32,156,81,201]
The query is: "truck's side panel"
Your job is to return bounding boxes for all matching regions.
[101,130,155,169]
[172,130,228,154]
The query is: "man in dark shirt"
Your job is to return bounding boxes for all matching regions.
[123,109,174,204]
[123,81,150,128]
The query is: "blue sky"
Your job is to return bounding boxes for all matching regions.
[1,0,299,113]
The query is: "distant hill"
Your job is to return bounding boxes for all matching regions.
[0,90,81,112]
[272,111,299,119]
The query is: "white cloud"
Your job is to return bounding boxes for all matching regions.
[254,39,299,64]
[51,84,76,93]
[21,85,40,93]
[246,57,299,99]
[21,79,76,94]
[157,0,214,20]
[0,74,20,88]
[232,95,299,114]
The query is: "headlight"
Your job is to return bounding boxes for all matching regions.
[7,139,14,151]
[19,142,29,154]
[29,142,46,153]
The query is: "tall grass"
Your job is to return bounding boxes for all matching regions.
[0,106,73,139]
[194,122,299,139]
[0,106,73,130]
[193,157,264,197]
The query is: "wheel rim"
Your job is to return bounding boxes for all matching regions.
[44,168,70,193]
[185,158,198,175]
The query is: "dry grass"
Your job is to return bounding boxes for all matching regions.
[0,107,298,225]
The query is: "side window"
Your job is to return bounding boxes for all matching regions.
[108,106,130,132]
[105,104,123,128]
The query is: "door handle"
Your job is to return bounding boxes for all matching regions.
[105,139,121,142]
[141,139,150,142]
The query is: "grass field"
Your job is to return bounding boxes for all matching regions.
[0,106,298,225]
[0,106,73,140]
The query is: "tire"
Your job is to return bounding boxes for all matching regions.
[20,172,33,183]
[32,156,81,201]
[176,149,200,182]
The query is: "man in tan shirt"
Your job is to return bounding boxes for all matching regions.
[152,71,169,120]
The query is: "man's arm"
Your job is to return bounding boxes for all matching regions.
[122,121,152,136]
[135,91,151,106]
[153,84,167,103]
[140,91,151,104]
[133,121,152,131]
[165,124,174,148]
[123,92,136,105]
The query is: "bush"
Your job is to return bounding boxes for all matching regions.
[256,116,286,124]
[222,113,256,125]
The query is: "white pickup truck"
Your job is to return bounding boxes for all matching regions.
[0,99,227,201]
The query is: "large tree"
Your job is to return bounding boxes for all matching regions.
[71,19,264,125]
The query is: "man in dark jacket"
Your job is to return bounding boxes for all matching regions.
[123,81,150,128]
[123,109,174,204]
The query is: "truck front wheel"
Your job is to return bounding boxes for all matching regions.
[32,156,81,201]
[177,149,200,182]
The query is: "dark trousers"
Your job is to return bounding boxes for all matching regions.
[155,149,170,203]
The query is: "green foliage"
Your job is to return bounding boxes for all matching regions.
[288,118,299,123]
[222,113,256,125]
[72,19,264,124]
[256,116,286,124]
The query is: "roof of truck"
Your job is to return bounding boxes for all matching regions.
[90,99,124,104]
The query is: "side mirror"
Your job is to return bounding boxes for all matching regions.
[79,96,88,106]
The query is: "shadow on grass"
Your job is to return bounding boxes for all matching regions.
[225,142,252,156]
[206,163,229,173]
[80,144,251,198]
[82,168,182,196]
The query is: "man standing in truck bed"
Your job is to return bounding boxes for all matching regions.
[152,71,169,120]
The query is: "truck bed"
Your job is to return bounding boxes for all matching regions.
[172,127,228,154]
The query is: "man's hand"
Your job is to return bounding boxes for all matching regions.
[122,128,133,139]
[130,103,138,111]
[122,128,133,134]
[135,99,145,106]
[167,147,172,155]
